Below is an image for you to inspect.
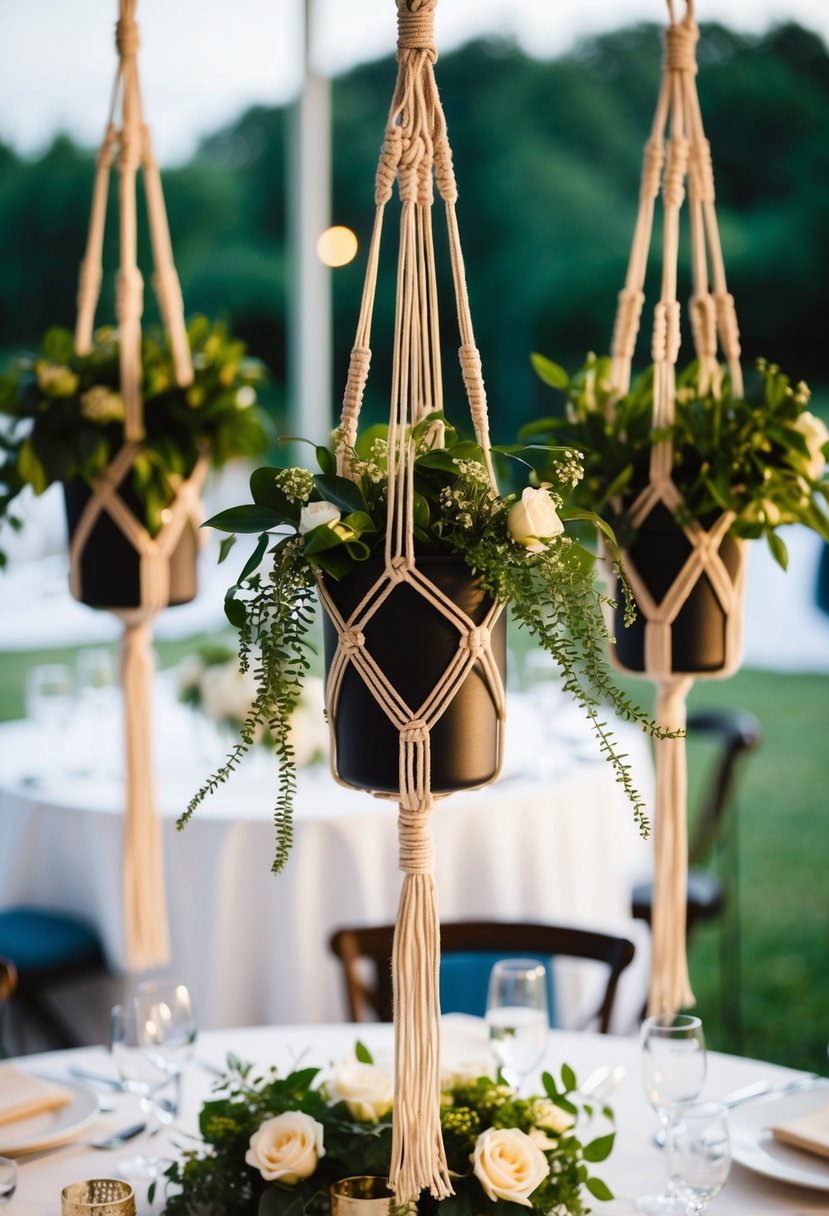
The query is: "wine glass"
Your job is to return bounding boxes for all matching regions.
[25,663,74,767]
[486,958,549,1093]
[134,979,197,1120]
[638,1013,706,1216]
[110,1002,170,1178]
[667,1102,731,1215]
[0,1156,17,1206]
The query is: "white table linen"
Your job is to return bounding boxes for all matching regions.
[0,691,653,1031]
[7,1020,829,1215]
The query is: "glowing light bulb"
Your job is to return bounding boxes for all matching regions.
[316,226,358,267]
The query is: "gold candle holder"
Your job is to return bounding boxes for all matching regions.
[61,1178,136,1216]
[330,1176,396,1216]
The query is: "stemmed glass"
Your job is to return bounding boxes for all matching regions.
[667,1102,731,1215]
[638,1013,706,1215]
[134,980,197,1120]
[486,958,549,1094]
[110,1003,170,1178]
[0,1156,17,1206]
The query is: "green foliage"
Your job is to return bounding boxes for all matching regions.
[156,1056,614,1216]
[524,354,829,568]
[0,317,270,551]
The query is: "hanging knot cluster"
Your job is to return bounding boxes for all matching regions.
[319,0,506,1202]
[608,0,747,1016]
[71,0,201,970]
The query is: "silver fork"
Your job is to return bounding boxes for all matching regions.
[16,1122,146,1160]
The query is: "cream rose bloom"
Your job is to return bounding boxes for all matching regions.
[531,1098,575,1135]
[507,487,564,554]
[299,500,341,535]
[200,662,258,724]
[327,1059,394,1121]
[245,1111,325,1183]
[793,410,829,481]
[471,1126,549,1207]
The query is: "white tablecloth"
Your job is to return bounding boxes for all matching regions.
[0,691,653,1031]
[7,1021,829,1215]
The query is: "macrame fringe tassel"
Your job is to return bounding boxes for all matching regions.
[648,676,694,1016]
[390,869,451,1203]
[120,615,170,969]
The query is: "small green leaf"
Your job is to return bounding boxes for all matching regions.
[541,1071,558,1099]
[585,1176,614,1201]
[355,1039,374,1064]
[316,445,336,474]
[302,523,346,555]
[313,473,367,514]
[223,587,246,628]
[767,530,789,570]
[249,467,301,523]
[531,352,570,389]
[204,504,286,533]
[218,534,237,564]
[238,532,270,582]
[561,1063,577,1093]
[583,1132,616,1163]
[17,438,48,495]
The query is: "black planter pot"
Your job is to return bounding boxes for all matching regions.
[64,475,198,610]
[611,502,744,676]
[322,556,507,795]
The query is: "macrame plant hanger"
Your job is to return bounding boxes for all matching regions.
[608,0,746,1016]
[71,0,205,969]
[316,0,506,1201]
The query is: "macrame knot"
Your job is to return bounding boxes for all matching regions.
[397,804,434,874]
[398,137,426,203]
[396,2,437,63]
[690,293,717,358]
[376,126,403,205]
[115,14,140,59]
[99,123,118,169]
[664,21,698,75]
[387,556,410,585]
[459,343,488,429]
[434,134,458,204]
[689,139,715,204]
[662,137,689,209]
[460,625,490,658]
[401,718,430,746]
[612,289,645,360]
[641,139,665,202]
[651,301,668,364]
[340,628,365,657]
[715,291,742,359]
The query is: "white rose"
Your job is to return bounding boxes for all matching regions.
[507,487,564,554]
[200,662,257,724]
[299,500,341,535]
[244,1111,325,1183]
[472,1127,549,1207]
[327,1059,394,1121]
[793,410,829,481]
[531,1098,575,1136]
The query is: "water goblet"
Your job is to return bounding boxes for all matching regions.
[667,1101,731,1215]
[637,1013,706,1215]
[134,979,197,1120]
[486,958,549,1094]
[0,1156,17,1206]
[110,1003,169,1178]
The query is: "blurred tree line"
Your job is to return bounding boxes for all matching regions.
[0,21,827,440]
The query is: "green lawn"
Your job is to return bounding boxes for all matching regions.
[1,641,827,1074]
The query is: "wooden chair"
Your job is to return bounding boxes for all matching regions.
[631,707,762,1046]
[329,920,636,1034]
[0,907,107,1050]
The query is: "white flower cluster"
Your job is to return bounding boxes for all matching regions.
[552,450,584,489]
[439,484,475,530]
[79,386,125,424]
[36,361,79,397]
[452,457,489,484]
[276,467,314,504]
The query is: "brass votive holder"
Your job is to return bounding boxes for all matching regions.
[60,1178,136,1216]
[330,1176,396,1216]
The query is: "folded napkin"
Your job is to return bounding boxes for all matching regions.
[771,1101,829,1161]
[0,1064,72,1126]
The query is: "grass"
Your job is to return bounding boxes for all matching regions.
[1,638,827,1074]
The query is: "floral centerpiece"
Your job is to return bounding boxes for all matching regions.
[178,643,327,767]
[179,413,672,871]
[526,354,829,569]
[155,1046,615,1216]
[0,315,269,559]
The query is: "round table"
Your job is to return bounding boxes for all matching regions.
[0,689,653,1033]
[6,1020,829,1215]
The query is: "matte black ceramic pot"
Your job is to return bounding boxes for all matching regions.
[321,555,507,794]
[611,502,743,675]
[64,476,198,610]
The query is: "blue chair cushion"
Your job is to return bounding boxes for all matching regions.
[439,952,556,1024]
[0,907,102,973]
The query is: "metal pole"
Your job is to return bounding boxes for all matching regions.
[287,0,332,444]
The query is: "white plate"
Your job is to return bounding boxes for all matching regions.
[730,1087,829,1192]
[0,1077,99,1156]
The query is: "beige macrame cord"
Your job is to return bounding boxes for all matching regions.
[321,1,506,1202]
[70,0,197,970]
[608,0,746,1016]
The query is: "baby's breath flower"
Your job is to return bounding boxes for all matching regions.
[276,468,314,504]
[80,386,124,424]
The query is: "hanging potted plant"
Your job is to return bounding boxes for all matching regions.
[525,354,829,675]
[0,316,269,608]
